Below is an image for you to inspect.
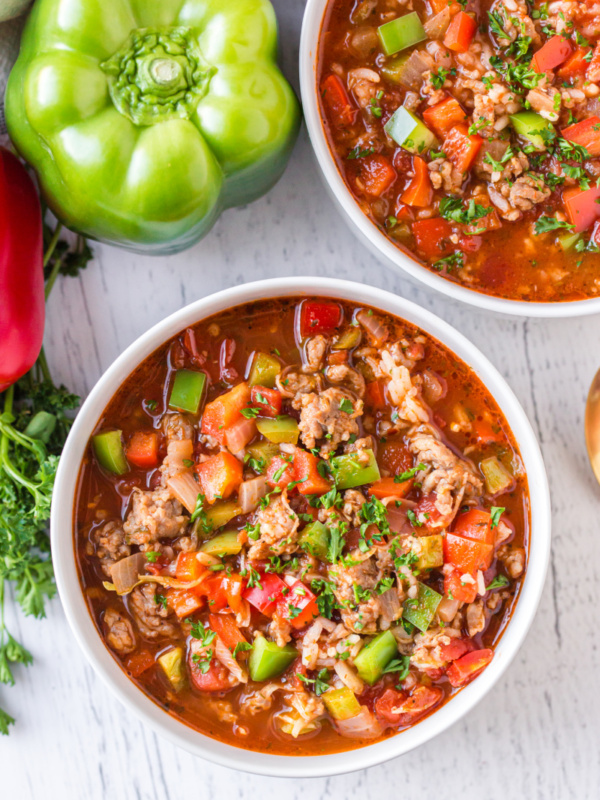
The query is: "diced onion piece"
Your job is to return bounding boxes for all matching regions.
[386,506,414,534]
[335,706,383,739]
[109,552,147,595]
[334,661,365,695]
[167,471,200,514]
[356,309,389,346]
[214,635,248,683]
[424,7,451,39]
[238,475,267,514]
[378,588,402,625]
[164,439,193,473]
[226,417,256,454]
[437,596,460,623]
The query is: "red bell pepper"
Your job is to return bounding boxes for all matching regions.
[0,148,45,392]
[531,35,573,73]
[277,579,319,629]
[196,451,244,503]
[321,74,357,128]
[557,47,591,79]
[452,508,494,545]
[250,385,282,417]
[444,11,477,53]
[444,568,477,604]
[201,382,251,444]
[412,218,454,259]
[126,430,159,469]
[300,301,343,337]
[359,154,397,197]
[123,649,155,678]
[447,649,493,687]
[401,156,433,207]
[561,116,600,157]
[443,124,482,173]
[292,448,331,495]
[208,613,247,652]
[243,571,287,617]
[423,97,468,139]
[444,532,494,573]
[563,183,600,232]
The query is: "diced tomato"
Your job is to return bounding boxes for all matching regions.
[175,551,206,583]
[188,650,233,692]
[401,156,433,207]
[412,218,454,259]
[563,183,600,232]
[473,415,504,444]
[444,532,494,573]
[359,154,397,197]
[300,301,343,338]
[587,42,600,83]
[438,638,471,663]
[293,448,331,496]
[414,493,443,529]
[277,579,319,629]
[423,96,468,139]
[321,73,357,128]
[532,35,573,73]
[196,451,243,504]
[378,440,413,475]
[208,613,247,653]
[369,476,413,500]
[123,649,154,678]
[126,431,159,469]
[444,11,477,53]
[452,508,494,545]
[266,455,296,490]
[166,587,204,618]
[243,572,287,617]
[447,649,493,687]
[250,386,282,417]
[365,379,386,409]
[444,567,477,604]
[443,124,482,173]
[375,685,443,727]
[561,115,600,157]
[557,47,591,79]
[201,382,251,444]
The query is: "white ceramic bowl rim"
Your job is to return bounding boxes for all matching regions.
[299,0,600,319]
[51,277,551,777]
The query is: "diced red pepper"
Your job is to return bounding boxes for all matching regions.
[201,382,251,444]
[452,508,494,545]
[531,35,573,73]
[412,217,454,260]
[175,551,206,584]
[293,448,331,495]
[123,649,155,678]
[443,124,482,173]
[563,183,600,232]
[300,301,343,337]
[208,613,247,652]
[266,455,296,490]
[243,572,287,617]
[557,47,591,79]
[250,385,282,417]
[321,74,357,128]
[375,685,443,727]
[365,379,386,409]
[444,567,477,604]
[438,637,471,663]
[126,431,159,469]
[359,154,397,197]
[277,579,319,629]
[444,11,477,53]
[561,115,600,157]
[196,451,243,504]
[473,415,504,444]
[423,96,468,139]
[447,649,493,687]
[166,588,204,618]
[369,476,413,500]
[401,156,433,207]
[463,199,502,235]
[444,532,494,573]
[394,201,415,222]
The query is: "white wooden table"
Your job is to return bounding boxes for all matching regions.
[3,2,600,797]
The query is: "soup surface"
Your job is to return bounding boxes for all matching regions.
[76,297,529,755]
[317,0,600,302]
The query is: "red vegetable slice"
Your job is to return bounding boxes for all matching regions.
[243,572,287,617]
[375,685,443,727]
[563,183,600,232]
[126,431,159,469]
[359,154,397,197]
[561,116,600,157]
[412,218,454,259]
[532,35,573,73]
[447,649,493,687]
[401,156,433,207]
[300,301,343,337]
[452,508,494,545]
[423,96,468,139]
[443,11,477,53]
[443,124,482,173]
[250,385,282,417]
[276,579,319,629]
[321,74,356,128]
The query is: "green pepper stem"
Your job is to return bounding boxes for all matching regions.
[43,222,62,269]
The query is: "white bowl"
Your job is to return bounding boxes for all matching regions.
[51,277,551,776]
[299,0,600,318]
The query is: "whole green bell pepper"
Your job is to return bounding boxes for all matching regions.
[5,0,300,254]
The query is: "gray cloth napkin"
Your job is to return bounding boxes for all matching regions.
[0,15,26,138]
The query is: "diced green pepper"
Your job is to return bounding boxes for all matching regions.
[202,500,242,533]
[323,686,361,720]
[403,582,442,632]
[333,327,362,350]
[380,54,411,86]
[245,440,280,469]
[378,12,427,56]
[248,352,281,388]
[416,535,443,570]
[509,112,555,151]
[354,630,398,685]
[249,635,297,681]
[299,521,330,562]
[559,231,582,252]
[168,369,206,415]
[384,106,437,154]
[158,647,186,692]
[330,448,381,489]
[200,530,242,557]
[256,416,299,444]
[480,456,514,495]
[92,430,129,475]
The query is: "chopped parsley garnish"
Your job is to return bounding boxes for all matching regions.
[339,397,354,414]
[534,215,574,235]
[486,574,510,591]
[394,463,426,483]
[240,406,260,419]
[327,522,347,564]
[310,579,338,618]
[431,67,457,90]
[382,655,411,682]
[297,669,331,696]
[347,146,374,160]
[433,252,464,271]
[439,197,491,226]
[145,551,159,563]
[490,506,505,528]
[233,641,253,658]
